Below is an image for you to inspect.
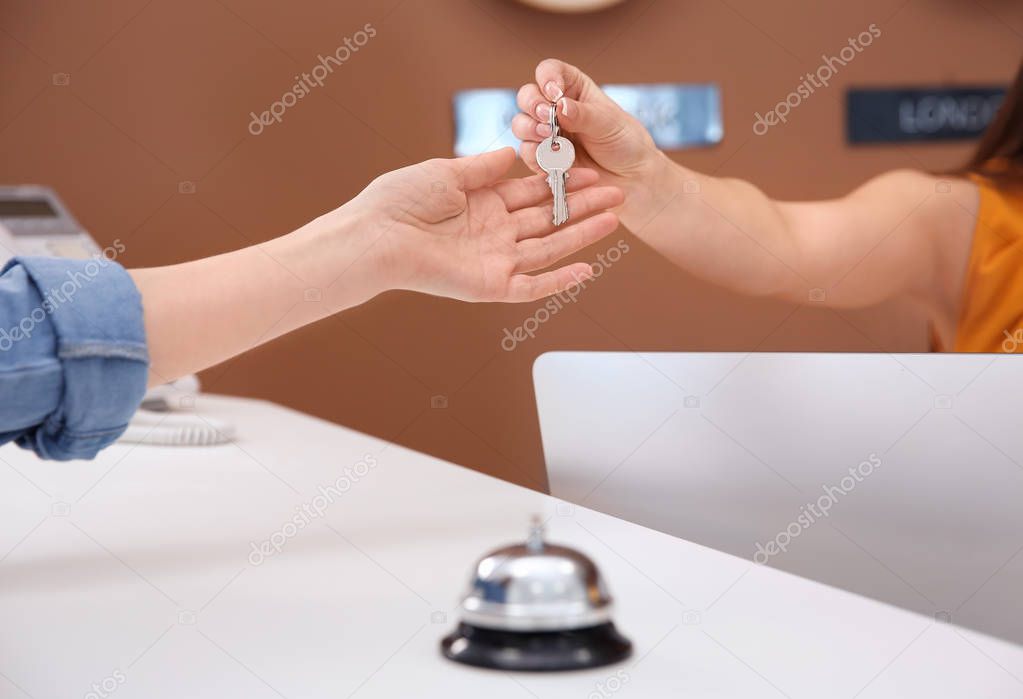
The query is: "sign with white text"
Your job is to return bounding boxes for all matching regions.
[847,86,1005,144]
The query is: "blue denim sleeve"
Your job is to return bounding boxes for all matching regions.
[0,256,149,460]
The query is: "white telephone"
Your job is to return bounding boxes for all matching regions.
[0,185,233,446]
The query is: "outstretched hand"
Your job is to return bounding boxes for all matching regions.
[132,147,624,387]
[351,147,624,302]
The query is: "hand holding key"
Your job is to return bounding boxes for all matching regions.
[512,59,662,192]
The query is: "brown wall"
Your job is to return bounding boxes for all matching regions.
[2,0,1021,490]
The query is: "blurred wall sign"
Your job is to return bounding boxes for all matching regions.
[846,86,1005,144]
[453,84,722,156]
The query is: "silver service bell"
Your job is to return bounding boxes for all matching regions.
[440,517,632,671]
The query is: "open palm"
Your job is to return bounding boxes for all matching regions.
[357,148,624,302]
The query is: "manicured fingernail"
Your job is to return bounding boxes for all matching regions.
[535,103,550,120]
[559,98,571,118]
[536,122,552,137]
[544,81,563,100]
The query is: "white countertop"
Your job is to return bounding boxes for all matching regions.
[1,395,1021,698]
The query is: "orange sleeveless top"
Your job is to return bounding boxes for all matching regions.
[951,176,1023,352]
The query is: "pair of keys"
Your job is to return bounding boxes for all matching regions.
[536,100,576,227]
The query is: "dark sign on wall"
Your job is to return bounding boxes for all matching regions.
[846,86,1005,144]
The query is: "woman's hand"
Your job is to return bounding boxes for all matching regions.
[133,147,623,384]
[345,146,624,302]
[512,59,665,208]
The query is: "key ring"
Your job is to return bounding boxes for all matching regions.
[548,101,559,140]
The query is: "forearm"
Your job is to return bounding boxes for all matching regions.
[519,61,969,315]
[619,153,803,299]
[130,204,384,386]
[128,146,623,387]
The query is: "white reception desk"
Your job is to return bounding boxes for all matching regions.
[1,396,1020,698]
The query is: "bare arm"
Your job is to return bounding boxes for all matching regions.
[128,217,373,387]
[130,148,623,386]
[629,159,978,311]
[514,60,979,339]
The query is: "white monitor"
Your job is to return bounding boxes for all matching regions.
[534,351,1023,644]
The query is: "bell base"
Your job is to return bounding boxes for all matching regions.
[440,622,632,672]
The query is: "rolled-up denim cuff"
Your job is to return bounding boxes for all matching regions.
[6,255,149,460]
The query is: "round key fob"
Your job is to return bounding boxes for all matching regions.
[536,137,576,171]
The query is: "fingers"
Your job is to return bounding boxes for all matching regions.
[453,147,516,191]
[493,167,599,211]
[518,60,626,144]
[511,114,545,171]
[504,262,596,303]
[512,185,624,241]
[550,95,625,143]
[515,84,548,142]
[535,58,593,102]
[514,211,619,274]
[519,141,541,175]
[502,207,619,301]
[511,113,545,143]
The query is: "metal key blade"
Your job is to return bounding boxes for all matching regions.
[545,169,566,226]
[536,136,576,227]
[551,169,568,226]
[555,169,569,225]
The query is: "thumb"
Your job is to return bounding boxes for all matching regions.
[552,95,625,144]
[535,58,598,102]
[535,59,625,143]
[453,147,516,191]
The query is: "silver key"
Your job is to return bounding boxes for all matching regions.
[536,135,575,226]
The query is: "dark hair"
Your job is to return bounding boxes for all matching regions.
[962,60,1023,181]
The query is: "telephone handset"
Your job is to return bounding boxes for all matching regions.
[0,186,233,447]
